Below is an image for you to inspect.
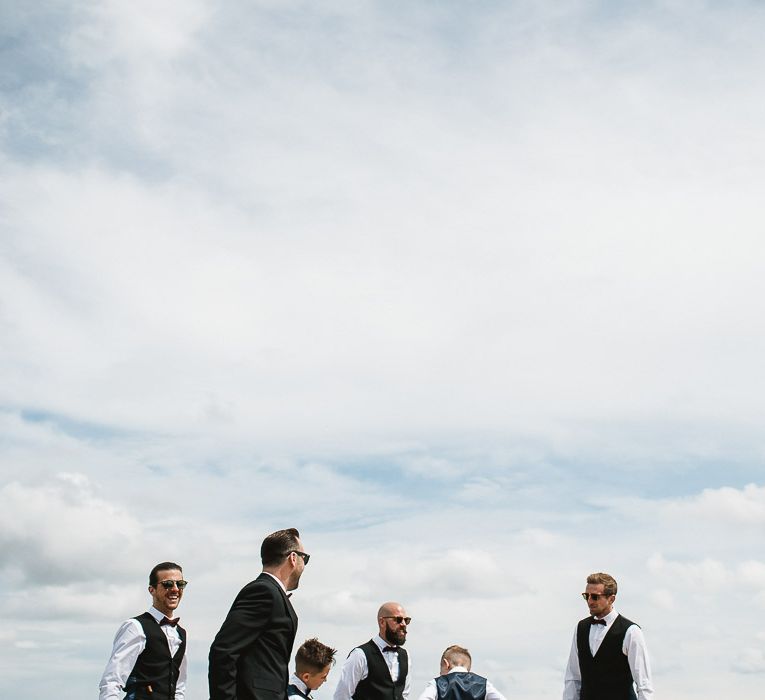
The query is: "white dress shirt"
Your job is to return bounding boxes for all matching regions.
[99,606,187,700]
[416,666,507,700]
[289,673,312,700]
[562,608,653,700]
[333,635,411,700]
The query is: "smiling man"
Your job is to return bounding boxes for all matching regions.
[563,572,654,700]
[99,562,188,700]
[333,602,411,700]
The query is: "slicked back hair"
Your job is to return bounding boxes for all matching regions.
[442,645,472,669]
[261,528,301,567]
[149,562,183,587]
[586,572,618,596]
[295,637,337,673]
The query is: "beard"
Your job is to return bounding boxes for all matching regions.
[383,623,407,646]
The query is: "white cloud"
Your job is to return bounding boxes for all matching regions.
[4,2,765,699]
[0,473,143,584]
[732,648,765,674]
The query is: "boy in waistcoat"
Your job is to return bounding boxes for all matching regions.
[416,645,507,700]
[288,638,337,700]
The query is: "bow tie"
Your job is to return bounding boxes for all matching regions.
[382,646,398,652]
[590,618,607,626]
[160,617,180,627]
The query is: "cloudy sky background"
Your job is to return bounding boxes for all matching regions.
[2,1,765,698]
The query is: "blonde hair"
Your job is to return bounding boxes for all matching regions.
[586,572,618,596]
[442,645,472,669]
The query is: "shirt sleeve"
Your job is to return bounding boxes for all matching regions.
[333,648,368,700]
[99,620,146,700]
[402,656,411,700]
[175,646,188,700]
[623,625,654,700]
[485,679,507,700]
[562,628,581,700]
[415,679,437,700]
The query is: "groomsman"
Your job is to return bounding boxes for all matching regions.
[563,572,654,700]
[209,528,308,700]
[333,602,411,700]
[99,562,188,700]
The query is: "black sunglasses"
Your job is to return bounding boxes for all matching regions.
[581,592,610,601]
[158,580,188,590]
[292,550,310,565]
[382,615,411,625]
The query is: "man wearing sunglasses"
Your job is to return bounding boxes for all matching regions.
[333,602,411,700]
[209,528,308,700]
[563,572,654,700]
[99,562,188,700]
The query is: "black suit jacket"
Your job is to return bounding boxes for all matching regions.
[209,573,298,700]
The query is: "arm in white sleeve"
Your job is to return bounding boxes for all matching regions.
[175,648,188,700]
[333,648,368,700]
[485,679,507,700]
[402,656,411,700]
[99,620,146,700]
[415,679,437,700]
[562,629,581,700]
[623,625,653,700]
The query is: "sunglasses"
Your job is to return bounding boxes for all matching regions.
[581,592,610,601]
[158,580,188,590]
[292,550,310,564]
[382,616,411,625]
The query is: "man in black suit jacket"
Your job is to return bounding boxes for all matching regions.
[209,528,309,700]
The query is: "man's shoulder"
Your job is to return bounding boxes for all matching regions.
[616,613,638,628]
[238,574,281,597]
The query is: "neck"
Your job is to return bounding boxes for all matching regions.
[263,566,290,589]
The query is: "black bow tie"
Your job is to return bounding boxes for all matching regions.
[590,618,607,626]
[382,646,398,652]
[160,617,180,627]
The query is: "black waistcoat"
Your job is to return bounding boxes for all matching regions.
[576,614,637,700]
[125,612,186,700]
[435,672,487,700]
[352,641,408,700]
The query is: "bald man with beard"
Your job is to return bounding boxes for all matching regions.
[333,602,411,700]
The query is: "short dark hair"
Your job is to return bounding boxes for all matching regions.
[295,637,337,673]
[261,528,301,567]
[587,572,618,596]
[149,562,183,587]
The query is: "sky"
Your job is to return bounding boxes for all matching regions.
[1,1,765,698]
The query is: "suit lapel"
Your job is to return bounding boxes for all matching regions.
[258,572,298,630]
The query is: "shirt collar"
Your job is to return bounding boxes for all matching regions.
[447,666,470,674]
[148,606,175,623]
[264,572,287,593]
[373,635,393,651]
[289,673,309,695]
[594,608,619,624]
